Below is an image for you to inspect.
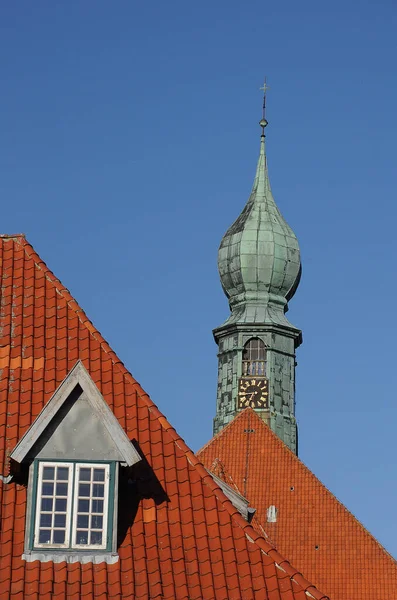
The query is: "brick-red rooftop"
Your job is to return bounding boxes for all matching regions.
[198,407,397,600]
[0,235,329,600]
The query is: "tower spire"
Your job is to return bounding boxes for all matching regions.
[213,86,302,453]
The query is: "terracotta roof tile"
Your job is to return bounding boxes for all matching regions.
[198,407,397,600]
[0,235,328,599]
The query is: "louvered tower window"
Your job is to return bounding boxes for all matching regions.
[242,338,267,377]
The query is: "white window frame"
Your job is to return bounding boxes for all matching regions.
[71,463,110,550]
[33,461,111,552]
[34,461,74,549]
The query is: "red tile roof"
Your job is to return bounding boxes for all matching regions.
[198,408,397,600]
[0,235,329,600]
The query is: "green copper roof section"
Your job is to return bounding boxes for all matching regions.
[217,121,301,329]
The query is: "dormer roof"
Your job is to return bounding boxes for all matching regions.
[10,360,141,467]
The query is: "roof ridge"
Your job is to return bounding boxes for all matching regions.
[17,237,329,600]
[0,233,26,239]
[200,407,397,570]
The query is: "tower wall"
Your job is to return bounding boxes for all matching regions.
[213,324,300,453]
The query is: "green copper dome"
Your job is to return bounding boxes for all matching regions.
[218,123,301,328]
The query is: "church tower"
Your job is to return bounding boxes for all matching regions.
[213,93,302,453]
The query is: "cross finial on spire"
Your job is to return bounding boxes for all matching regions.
[259,78,269,134]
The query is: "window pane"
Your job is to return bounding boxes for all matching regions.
[90,531,102,545]
[79,483,90,497]
[78,499,90,513]
[40,514,52,527]
[54,514,66,528]
[53,530,65,544]
[39,530,51,544]
[72,464,109,549]
[76,531,89,545]
[56,482,68,496]
[41,497,53,512]
[91,515,103,529]
[92,484,104,498]
[42,467,55,480]
[93,469,105,482]
[35,462,71,549]
[42,482,54,496]
[79,468,91,481]
[57,467,69,480]
[55,498,67,512]
[91,499,103,514]
[77,514,89,528]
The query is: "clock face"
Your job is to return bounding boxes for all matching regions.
[238,378,269,409]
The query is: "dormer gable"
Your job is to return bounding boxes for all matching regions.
[11,360,141,468]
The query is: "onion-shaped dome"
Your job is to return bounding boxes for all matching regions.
[218,120,301,327]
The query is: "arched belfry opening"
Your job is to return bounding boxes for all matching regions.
[242,338,267,377]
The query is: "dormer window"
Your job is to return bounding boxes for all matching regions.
[242,338,267,377]
[10,361,141,564]
[33,461,114,551]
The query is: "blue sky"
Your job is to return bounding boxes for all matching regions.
[1,1,397,557]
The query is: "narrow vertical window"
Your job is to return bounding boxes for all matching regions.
[72,464,109,549]
[34,463,73,548]
[242,338,267,377]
